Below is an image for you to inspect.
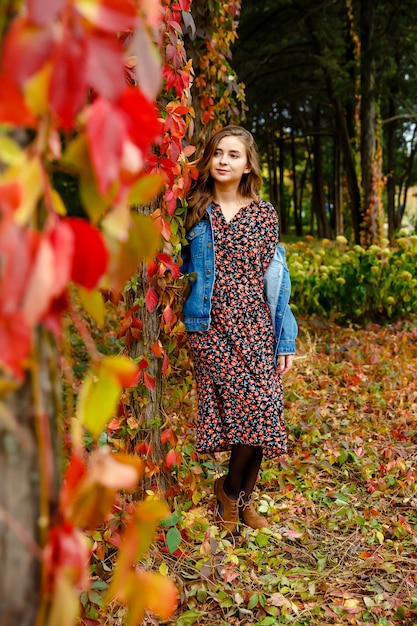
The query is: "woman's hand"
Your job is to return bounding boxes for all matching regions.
[277,354,294,376]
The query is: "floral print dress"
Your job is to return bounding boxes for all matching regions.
[187,199,287,459]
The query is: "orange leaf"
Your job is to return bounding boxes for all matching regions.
[151,341,164,357]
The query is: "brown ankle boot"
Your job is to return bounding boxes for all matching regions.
[214,475,239,533]
[240,500,269,530]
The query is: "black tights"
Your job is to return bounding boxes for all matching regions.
[223,444,263,502]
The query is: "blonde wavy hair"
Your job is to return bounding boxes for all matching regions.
[185,125,262,229]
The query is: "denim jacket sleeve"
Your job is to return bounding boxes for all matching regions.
[264,244,298,356]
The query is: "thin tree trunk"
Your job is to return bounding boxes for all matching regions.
[127,206,170,493]
[334,138,344,236]
[312,110,331,239]
[360,0,383,246]
[291,128,298,236]
[0,330,61,626]
[278,127,287,234]
[385,103,397,241]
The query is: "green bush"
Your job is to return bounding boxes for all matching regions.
[286,235,417,323]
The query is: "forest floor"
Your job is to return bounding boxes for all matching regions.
[105,317,417,626]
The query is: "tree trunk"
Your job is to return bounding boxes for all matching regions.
[312,111,331,239]
[291,128,298,237]
[271,137,279,209]
[127,207,170,493]
[385,105,397,242]
[359,0,383,246]
[334,138,344,236]
[0,330,61,626]
[278,127,287,234]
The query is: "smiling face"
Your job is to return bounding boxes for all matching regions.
[209,135,252,189]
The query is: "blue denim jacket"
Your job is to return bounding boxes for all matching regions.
[181,206,298,357]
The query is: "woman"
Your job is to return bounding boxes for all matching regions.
[181,125,297,533]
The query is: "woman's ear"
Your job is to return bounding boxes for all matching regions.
[244,163,251,174]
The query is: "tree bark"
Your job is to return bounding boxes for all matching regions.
[127,206,170,493]
[278,127,287,234]
[312,109,331,239]
[0,330,61,626]
[359,0,383,246]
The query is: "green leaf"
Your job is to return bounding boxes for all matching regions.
[176,609,204,626]
[166,526,182,554]
[76,370,120,438]
[160,513,179,527]
[255,533,270,547]
[247,593,259,610]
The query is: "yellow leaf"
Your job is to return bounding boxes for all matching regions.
[76,370,120,438]
[80,174,111,223]
[24,62,52,116]
[376,531,384,544]
[101,355,139,388]
[8,158,43,225]
[47,574,80,626]
[78,286,105,325]
[101,202,131,240]
[62,134,90,171]
[0,136,25,166]
[51,188,67,216]
[128,173,164,205]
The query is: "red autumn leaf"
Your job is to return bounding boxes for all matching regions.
[157,253,180,279]
[161,428,177,446]
[2,17,53,85]
[27,0,67,24]
[0,221,38,316]
[163,306,173,324]
[138,358,148,370]
[147,259,158,277]
[0,74,37,126]
[60,455,88,516]
[165,449,177,469]
[134,441,153,455]
[143,371,156,390]
[145,286,159,312]
[165,449,181,469]
[74,0,138,32]
[0,180,23,216]
[117,87,162,153]
[86,97,125,194]
[86,33,125,100]
[66,218,108,289]
[42,521,89,593]
[0,311,32,379]
[162,352,170,376]
[49,23,88,129]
